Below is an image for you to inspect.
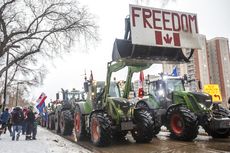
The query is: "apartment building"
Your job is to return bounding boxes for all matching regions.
[207,37,230,107]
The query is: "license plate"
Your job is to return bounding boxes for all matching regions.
[121,121,134,130]
[220,120,230,129]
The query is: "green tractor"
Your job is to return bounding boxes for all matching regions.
[74,61,155,147]
[135,74,230,140]
[53,89,85,135]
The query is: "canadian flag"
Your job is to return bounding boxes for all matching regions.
[155,31,181,47]
[36,92,47,113]
[138,71,144,98]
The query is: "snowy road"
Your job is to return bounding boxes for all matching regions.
[0,127,91,153]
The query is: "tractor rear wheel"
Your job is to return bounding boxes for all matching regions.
[131,110,154,143]
[167,106,198,141]
[55,109,60,133]
[205,107,230,138]
[74,106,86,141]
[90,112,112,146]
[59,110,74,135]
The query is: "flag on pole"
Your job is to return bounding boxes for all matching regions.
[172,66,178,76]
[138,71,144,98]
[36,92,47,114]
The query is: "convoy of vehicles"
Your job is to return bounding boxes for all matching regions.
[39,4,229,147]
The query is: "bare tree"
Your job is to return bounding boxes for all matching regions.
[0,0,98,94]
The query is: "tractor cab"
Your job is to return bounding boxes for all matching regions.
[148,76,185,108]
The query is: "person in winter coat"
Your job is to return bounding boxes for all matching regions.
[0,108,10,134]
[25,106,35,140]
[22,107,28,135]
[11,106,24,141]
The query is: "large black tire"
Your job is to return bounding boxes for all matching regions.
[74,106,86,141]
[90,112,112,147]
[59,110,74,136]
[205,107,230,138]
[55,109,60,133]
[131,110,154,143]
[136,101,161,135]
[167,106,198,141]
[48,113,55,130]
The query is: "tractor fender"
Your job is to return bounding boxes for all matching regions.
[135,99,155,109]
[75,102,88,115]
[166,103,183,115]
[89,109,104,119]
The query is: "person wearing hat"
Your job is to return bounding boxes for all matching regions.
[11,106,24,141]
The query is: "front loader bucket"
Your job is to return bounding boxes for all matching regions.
[112,39,193,64]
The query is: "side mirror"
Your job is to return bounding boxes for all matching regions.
[198,80,202,90]
[84,81,89,92]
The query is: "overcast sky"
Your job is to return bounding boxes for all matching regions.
[30,0,230,102]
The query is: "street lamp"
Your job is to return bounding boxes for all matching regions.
[2,45,20,112]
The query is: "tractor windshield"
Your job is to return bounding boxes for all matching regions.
[166,79,185,93]
[67,90,85,101]
[109,82,120,97]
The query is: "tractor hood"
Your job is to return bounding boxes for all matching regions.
[110,97,134,115]
[112,39,193,64]
[189,91,212,108]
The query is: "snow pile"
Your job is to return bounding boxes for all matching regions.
[0,127,91,153]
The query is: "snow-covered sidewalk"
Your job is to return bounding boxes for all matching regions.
[0,126,91,153]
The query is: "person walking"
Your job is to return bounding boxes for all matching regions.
[11,106,24,141]
[32,112,39,140]
[0,108,10,134]
[25,106,35,140]
[22,107,28,135]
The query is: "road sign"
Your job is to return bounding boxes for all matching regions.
[203,84,222,103]
[130,4,201,49]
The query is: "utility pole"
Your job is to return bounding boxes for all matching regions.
[2,50,9,112]
[16,82,20,107]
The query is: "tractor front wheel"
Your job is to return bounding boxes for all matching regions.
[131,110,154,143]
[90,112,112,146]
[74,106,86,141]
[167,106,198,141]
[59,110,74,135]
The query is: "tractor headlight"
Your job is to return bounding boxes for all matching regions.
[158,90,165,97]
[199,103,207,110]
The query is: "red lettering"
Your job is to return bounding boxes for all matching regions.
[152,10,162,30]
[142,8,152,28]
[132,7,141,27]
[162,11,172,31]
[181,14,189,32]
[172,13,180,31]
[188,15,198,33]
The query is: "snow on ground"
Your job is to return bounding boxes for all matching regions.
[0,126,92,153]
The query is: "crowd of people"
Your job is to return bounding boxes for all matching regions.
[0,106,39,141]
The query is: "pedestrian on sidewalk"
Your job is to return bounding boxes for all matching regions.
[11,106,24,141]
[32,112,39,140]
[22,107,28,135]
[0,108,10,135]
[25,106,35,140]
